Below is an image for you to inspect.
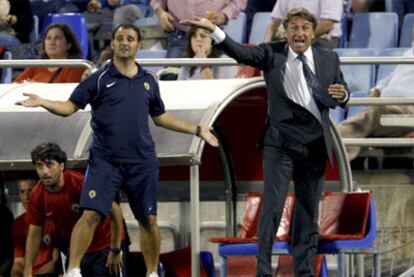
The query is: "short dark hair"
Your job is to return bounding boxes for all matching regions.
[112,23,141,42]
[282,8,318,31]
[31,142,67,166]
[40,23,83,59]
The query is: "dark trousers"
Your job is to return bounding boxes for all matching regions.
[257,137,327,277]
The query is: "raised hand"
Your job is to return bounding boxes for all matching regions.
[180,17,216,33]
[15,93,43,107]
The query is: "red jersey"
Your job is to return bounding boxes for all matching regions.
[12,213,57,273]
[26,170,112,252]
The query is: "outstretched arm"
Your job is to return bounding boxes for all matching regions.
[152,113,219,147]
[15,93,78,117]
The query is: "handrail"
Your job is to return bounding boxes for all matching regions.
[0,56,413,69]
[0,59,96,71]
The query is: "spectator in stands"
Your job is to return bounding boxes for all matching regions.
[263,0,343,49]
[13,23,85,84]
[338,47,414,161]
[0,0,34,43]
[16,24,218,277]
[351,0,373,12]
[151,0,247,58]
[244,0,277,41]
[0,187,13,276]
[23,142,124,277]
[87,0,151,28]
[177,27,235,80]
[11,176,60,277]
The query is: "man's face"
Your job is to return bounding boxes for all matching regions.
[285,16,315,54]
[18,179,36,210]
[111,27,141,60]
[34,159,64,191]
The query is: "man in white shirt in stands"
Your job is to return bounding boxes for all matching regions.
[338,47,414,160]
[263,0,343,49]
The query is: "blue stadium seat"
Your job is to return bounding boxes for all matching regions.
[136,49,167,73]
[1,51,13,84]
[376,47,409,84]
[333,48,377,94]
[223,12,247,43]
[399,13,414,47]
[330,106,346,124]
[348,12,398,51]
[30,15,40,43]
[41,13,89,59]
[0,33,21,48]
[248,12,272,45]
[346,90,369,119]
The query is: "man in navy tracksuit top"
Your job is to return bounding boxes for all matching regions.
[16,23,219,277]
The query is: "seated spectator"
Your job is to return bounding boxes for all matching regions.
[87,0,151,28]
[151,0,247,58]
[13,23,85,83]
[0,189,13,276]
[11,176,59,277]
[0,0,34,43]
[263,0,343,49]
[337,47,414,161]
[177,27,235,80]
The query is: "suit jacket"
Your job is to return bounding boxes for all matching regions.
[216,37,349,162]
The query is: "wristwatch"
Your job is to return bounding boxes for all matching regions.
[109,247,121,254]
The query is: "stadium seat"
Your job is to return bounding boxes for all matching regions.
[0,51,12,84]
[330,106,346,124]
[333,48,376,94]
[376,47,410,84]
[30,15,40,43]
[136,49,167,73]
[41,13,89,59]
[348,12,398,51]
[0,33,21,48]
[248,12,272,45]
[223,12,247,44]
[346,90,369,119]
[318,192,380,277]
[399,13,414,47]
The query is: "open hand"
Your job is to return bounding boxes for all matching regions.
[15,93,43,107]
[180,17,216,33]
[106,251,123,276]
[199,126,219,147]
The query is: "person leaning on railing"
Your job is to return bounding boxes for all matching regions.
[337,47,414,161]
[13,23,85,84]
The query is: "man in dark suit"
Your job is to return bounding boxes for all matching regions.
[183,8,349,276]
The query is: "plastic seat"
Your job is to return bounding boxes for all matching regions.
[41,13,89,59]
[377,47,410,83]
[333,48,377,94]
[318,192,380,277]
[346,90,369,119]
[348,12,398,51]
[330,106,346,124]
[30,15,40,43]
[223,12,247,43]
[136,49,167,73]
[248,12,272,45]
[0,33,21,48]
[399,13,414,47]
[0,51,12,84]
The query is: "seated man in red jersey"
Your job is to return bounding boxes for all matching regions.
[24,142,124,277]
[11,175,60,277]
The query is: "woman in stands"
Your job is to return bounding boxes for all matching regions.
[13,23,85,83]
[177,27,235,80]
